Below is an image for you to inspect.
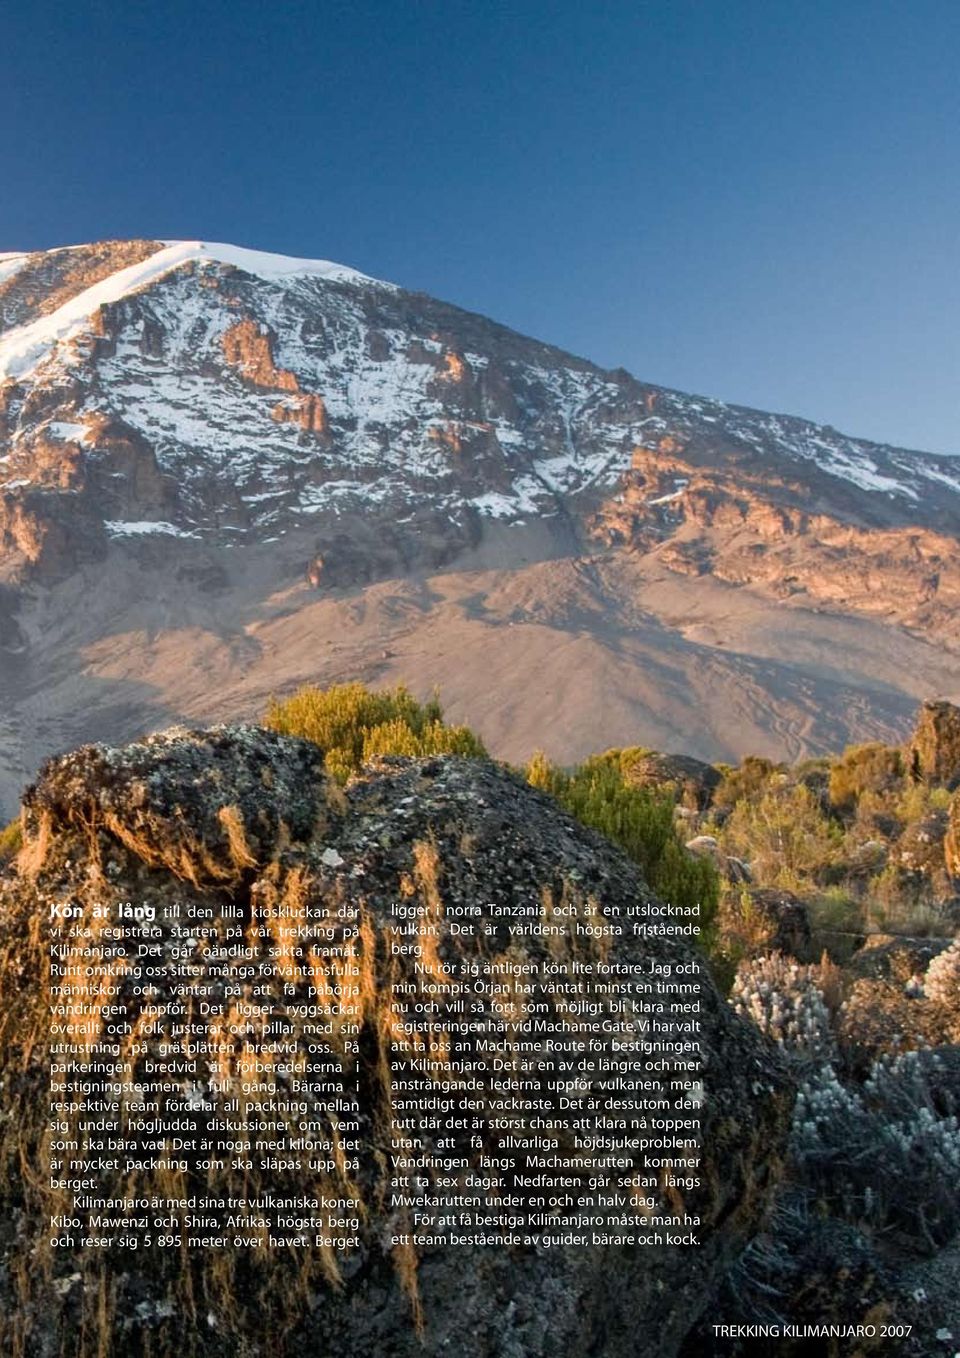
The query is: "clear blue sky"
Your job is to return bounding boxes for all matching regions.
[3,0,958,454]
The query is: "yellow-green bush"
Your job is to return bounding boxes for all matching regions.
[713,756,781,811]
[828,743,904,815]
[265,683,486,781]
[0,818,21,865]
[894,780,952,824]
[863,864,944,937]
[721,783,841,890]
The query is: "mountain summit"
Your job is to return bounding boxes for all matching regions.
[0,238,957,812]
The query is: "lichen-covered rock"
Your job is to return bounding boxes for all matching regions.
[623,752,721,811]
[19,723,332,886]
[908,700,960,789]
[0,726,794,1358]
[945,789,960,879]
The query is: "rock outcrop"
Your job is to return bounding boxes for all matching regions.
[0,726,793,1358]
[947,791,960,879]
[590,442,960,648]
[623,752,721,811]
[909,700,960,789]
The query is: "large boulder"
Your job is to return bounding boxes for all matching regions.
[946,789,960,879]
[908,699,960,788]
[0,726,793,1358]
[622,752,721,811]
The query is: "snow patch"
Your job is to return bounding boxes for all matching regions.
[0,240,390,381]
[46,420,91,444]
[105,520,197,538]
[159,240,389,288]
[0,253,28,285]
[919,463,960,494]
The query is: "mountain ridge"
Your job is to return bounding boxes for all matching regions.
[0,237,957,816]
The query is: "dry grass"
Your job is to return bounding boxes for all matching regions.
[217,804,259,871]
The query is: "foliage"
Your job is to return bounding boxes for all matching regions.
[0,818,21,865]
[730,952,835,1066]
[791,1050,960,1250]
[721,783,841,891]
[526,749,719,936]
[265,682,486,781]
[712,755,781,811]
[925,939,960,1011]
[863,864,945,937]
[828,742,904,815]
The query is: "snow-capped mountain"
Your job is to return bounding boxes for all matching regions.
[0,238,957,814]
[3,238,958,570]
[1,238,657,572]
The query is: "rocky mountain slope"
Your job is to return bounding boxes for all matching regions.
[0,239,958,814]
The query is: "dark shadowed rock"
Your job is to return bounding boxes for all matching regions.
[837,939,960,1075]
[716,888,812,961]
[624,752,721,811]
[846,934,953,987]
[0,725,793,1358]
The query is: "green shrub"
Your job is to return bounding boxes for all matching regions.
[0,818,20,865]
[894,779,952,824]
[713,755,781,811]
[828,743,904,815]
[265,683,486,781]
[525,750,719,937]
[721,783,841,890]
[805,886,864,959]
[863,864,944,937]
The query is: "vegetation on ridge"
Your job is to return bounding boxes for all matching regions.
[525,747,720,942]
[265,686,718,943]
[265,682,486,782]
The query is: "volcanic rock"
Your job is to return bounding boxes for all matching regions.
[908,700,960,789]
[0,726,793,1358]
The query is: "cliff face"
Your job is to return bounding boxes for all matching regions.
[0,239,957,813]
[0,727,792,1358]
[592,441,960,646]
